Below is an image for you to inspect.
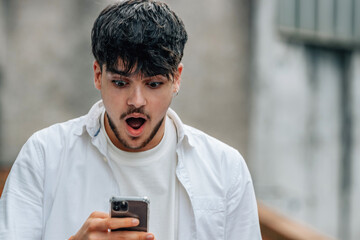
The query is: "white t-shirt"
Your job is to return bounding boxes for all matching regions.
[100,111,178,240]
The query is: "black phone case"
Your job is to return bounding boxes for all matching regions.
[110,196,149,232]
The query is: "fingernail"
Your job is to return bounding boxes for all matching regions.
[146,234,154,240]
[132,218,139,225]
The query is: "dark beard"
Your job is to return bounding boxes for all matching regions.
[106,112,164,151]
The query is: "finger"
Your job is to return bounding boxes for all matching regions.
[108,217,140,230]
[82,212,112,233]
[83,231,109,240]
[85,217,111,232]
[110,231,155,240]
[89,211,109,219]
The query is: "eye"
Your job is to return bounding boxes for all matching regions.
[147,82,163,89]
[112,80,127,88]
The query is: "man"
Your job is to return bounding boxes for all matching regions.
[0,0,261,239]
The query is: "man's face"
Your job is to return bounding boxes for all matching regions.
[94,59,182,152]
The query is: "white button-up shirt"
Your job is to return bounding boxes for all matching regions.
[0,101,261,239]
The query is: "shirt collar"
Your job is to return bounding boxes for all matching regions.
[74,100,103,137]
[167,108,195,148]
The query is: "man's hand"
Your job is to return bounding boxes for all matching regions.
[69,211,155,240]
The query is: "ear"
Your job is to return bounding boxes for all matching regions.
[93,61,102,90]
[173,63,183,93]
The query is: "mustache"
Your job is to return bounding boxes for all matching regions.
[120,106,151,120]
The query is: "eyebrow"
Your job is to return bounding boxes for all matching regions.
[106,66,170,81]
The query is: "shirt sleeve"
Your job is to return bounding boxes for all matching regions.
[225,154,262,239]
[0,133,44,240]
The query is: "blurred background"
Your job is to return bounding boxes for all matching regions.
[0,0,359,239]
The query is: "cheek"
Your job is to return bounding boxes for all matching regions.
[152,94,173,115]
[153,90,173,104]
[101,92,125,118]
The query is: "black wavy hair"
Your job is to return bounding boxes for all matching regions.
[91,0,188,79]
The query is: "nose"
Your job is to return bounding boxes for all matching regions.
[127,86,147,108]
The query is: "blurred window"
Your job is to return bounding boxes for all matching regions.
[277,0,360,48]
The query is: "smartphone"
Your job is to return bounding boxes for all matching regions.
[109,196,150,232]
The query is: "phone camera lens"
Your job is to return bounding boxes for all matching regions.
[113,202,120,211]
[113,201,128,212]
[120,201,128,211]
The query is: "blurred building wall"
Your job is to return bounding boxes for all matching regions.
[351,53,360,240]
[169,0,252,158]
[249,0,360,239]
[0,1,5,161]
[0,0,106,165]
[0,0,252,169]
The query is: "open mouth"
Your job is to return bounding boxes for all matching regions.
[126,117,146,130]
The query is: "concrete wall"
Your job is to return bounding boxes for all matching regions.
[249,0,359,239]
[0,1,6,161]
[350,53,360,240]
[170,0,252,158]
[0,0,251,167]
[0,0,105,165]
